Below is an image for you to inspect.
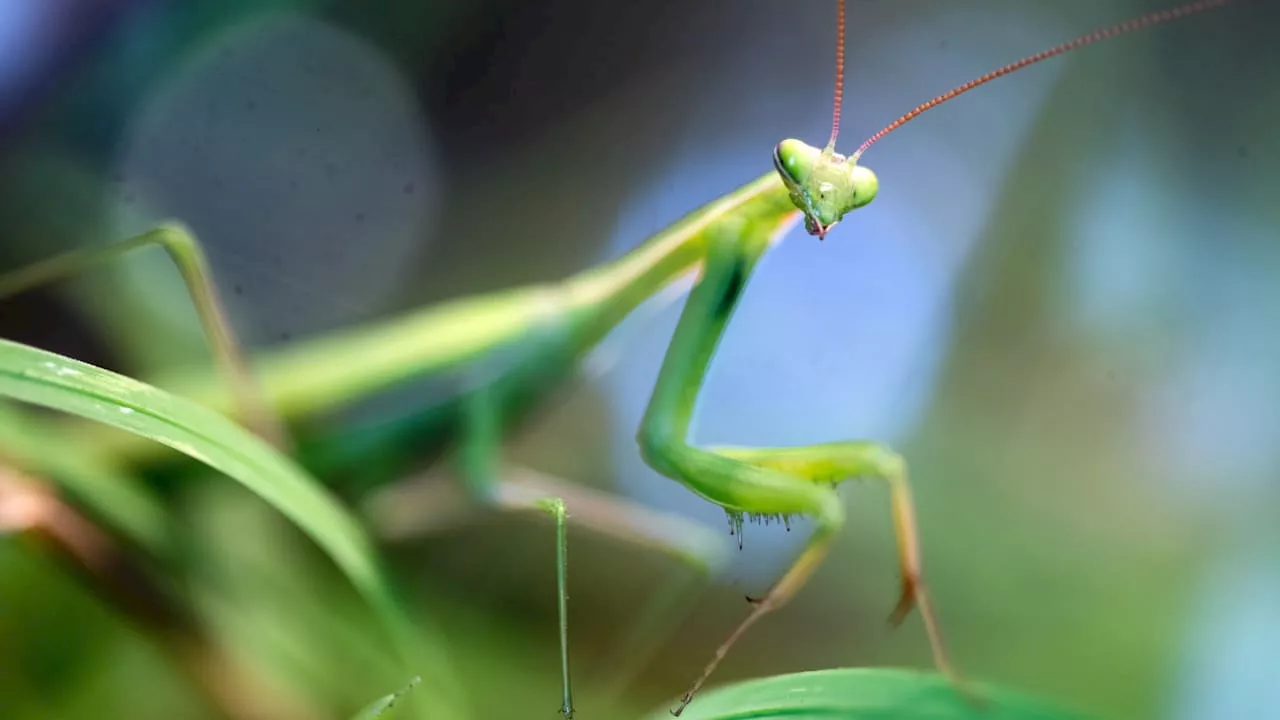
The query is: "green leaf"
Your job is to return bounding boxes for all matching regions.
[349,676,421,720]
[649,668,1087,719]
[0,339,464,717]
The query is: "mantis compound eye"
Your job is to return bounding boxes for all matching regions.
[773,138,878,239]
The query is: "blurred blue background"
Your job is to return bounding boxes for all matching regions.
[0,1,1276,718]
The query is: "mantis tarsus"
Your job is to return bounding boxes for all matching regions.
[0,0,1240,717]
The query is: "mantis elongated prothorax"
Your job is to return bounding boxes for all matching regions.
[773,0,1238,239]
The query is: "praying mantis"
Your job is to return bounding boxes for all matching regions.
[0,0,1244,718]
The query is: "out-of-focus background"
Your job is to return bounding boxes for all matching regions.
[0,1,1276,718]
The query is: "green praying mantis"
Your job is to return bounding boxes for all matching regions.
[0,0,1242,717]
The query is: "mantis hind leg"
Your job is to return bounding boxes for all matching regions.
[0,224,287,447]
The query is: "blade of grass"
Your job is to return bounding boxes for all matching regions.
[649,668,1087,719]
[0,338,465,718]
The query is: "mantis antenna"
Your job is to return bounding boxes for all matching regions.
[774,0,1239,238]
[851,0,1237,161]
[824,0,846,153]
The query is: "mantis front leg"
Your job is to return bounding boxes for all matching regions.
[636,222,958,715]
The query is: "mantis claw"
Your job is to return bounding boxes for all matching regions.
[670,691,694,716]
[887,573,920,627]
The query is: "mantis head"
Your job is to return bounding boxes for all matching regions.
[773,138,878,240]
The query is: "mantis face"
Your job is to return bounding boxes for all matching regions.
[772,138,878,239]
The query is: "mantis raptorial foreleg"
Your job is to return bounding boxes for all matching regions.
[0,224,287,448]
[635,222,952,716]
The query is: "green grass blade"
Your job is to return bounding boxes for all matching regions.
[649,668,1087,720]
[0,338,464,717]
